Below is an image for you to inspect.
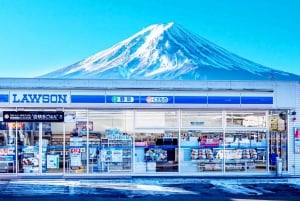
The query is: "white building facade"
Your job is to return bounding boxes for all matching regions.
[0,78,299,177]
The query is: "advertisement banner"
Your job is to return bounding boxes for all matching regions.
[295,128,300,153]
[3,111,64,122]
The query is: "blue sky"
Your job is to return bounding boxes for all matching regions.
[0,0,300,78]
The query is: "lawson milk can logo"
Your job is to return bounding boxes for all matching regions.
[10,92,69,104]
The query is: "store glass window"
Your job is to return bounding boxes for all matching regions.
[0,117,17,174]
[269,110,288,171]
[135,130,178,173]
[1,109,66,175]
[180,130,223,173]
[45,121,64,173]
[226,111,267,128]
[223,131,267,172]
[87,110,134,173]
[181,110,222,128]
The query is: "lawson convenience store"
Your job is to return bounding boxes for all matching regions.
[0,78,300,177]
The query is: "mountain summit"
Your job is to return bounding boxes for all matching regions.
[40,22,300,80]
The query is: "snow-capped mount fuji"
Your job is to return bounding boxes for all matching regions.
[40,22,300,80]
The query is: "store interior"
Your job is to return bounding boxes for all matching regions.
[0,109,288,174]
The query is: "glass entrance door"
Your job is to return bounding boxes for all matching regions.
[17,121,65,174]
[0,121,16,174]
[19,122,40,174]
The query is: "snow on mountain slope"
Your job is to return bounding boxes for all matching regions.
[40,22,300,80]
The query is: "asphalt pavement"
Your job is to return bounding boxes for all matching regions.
[0,177,300,201]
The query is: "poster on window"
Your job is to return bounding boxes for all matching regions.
[295,128,300,153]
[6,122,24,130]
[70,137,82,146]
[76,121,93,135]
[0,148,15,156]
[111,149,123,162]
[100,149,112,162]
[70,148,81,169]
[47,154,59,169]
[22,146,39,173]
[200,138,219,148]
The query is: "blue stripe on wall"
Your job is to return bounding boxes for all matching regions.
[71,95,105,103]
[208,96,240,104]
[241,96,273,104]
[69,95,273,105]
[0,94,9,102]
[175,96,207,104]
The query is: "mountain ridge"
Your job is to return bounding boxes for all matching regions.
[40,22,300,81]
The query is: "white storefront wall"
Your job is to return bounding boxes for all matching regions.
[0,79,299,176]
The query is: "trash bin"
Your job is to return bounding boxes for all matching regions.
[276,157,282,176]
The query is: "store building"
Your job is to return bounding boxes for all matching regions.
[0,78,299,177]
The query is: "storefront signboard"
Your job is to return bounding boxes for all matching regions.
[2,91,274,105]
[10,92,69,104]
